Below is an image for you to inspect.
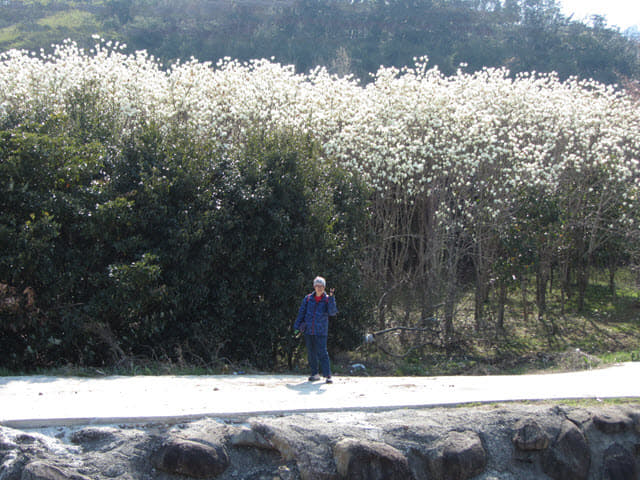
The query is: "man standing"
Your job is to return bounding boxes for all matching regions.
[294,276,338,383]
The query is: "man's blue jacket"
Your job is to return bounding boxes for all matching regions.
[294,292,338,336]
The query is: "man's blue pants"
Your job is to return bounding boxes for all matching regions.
[305,334,331,377]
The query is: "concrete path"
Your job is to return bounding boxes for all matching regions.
[2,362,639,428]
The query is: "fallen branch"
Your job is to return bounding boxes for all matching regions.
[361,320,441,358]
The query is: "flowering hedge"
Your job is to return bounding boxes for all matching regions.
[1,40,639,367]
[2,41,637,202]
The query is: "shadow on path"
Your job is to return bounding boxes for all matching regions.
[285,381,327,395]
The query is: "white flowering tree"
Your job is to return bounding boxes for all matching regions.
[1,40,638,362]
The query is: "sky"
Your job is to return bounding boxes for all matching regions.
[557,0,640,31]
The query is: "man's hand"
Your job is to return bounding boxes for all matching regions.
[329,288,335,296]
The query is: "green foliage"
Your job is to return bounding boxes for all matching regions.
[0,121,371,370]
[0,127,107,368]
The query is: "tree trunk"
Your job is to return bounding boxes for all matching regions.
[521,275,528,324]
[474,274,489,332]
[497,279,507,333]
[536,262,549,323]
[559,259,570,315]
[575,235,589,312]
[577,257,588,312]
[443,263,457,348]
[608,264,616,299]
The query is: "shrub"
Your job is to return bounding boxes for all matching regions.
[0,123,371,370]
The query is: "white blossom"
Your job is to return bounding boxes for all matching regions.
[0,40,638,239]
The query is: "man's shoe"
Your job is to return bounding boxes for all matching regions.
[308,374,321,381]
[325,376,333,384]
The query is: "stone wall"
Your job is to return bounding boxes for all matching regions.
[1,403,639,479]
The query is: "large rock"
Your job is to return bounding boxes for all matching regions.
[21,461,92,480]
[513,419,550,451]
[333,438,412,480]
[542,420,591,480]
[421,430,487,480]
[229,426,272,450]
[70,427,119,445]
[602,443,637,480]
[151,438,230,478]
[592,411,632,434]
[250,421,337,480]
[250,422,298,461]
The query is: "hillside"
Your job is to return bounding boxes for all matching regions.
[1,0,639,85]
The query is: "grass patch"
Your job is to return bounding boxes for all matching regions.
[37,10,98,30]
[0,25,20,44]
[449,398,640,409]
